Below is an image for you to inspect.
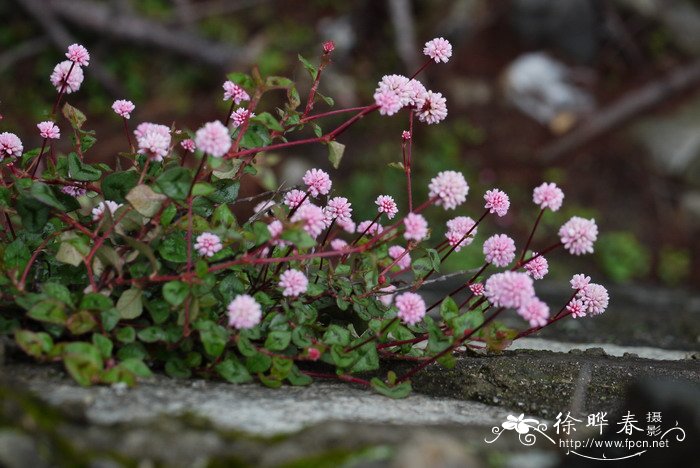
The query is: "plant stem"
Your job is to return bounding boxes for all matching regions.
[520,208,545,262]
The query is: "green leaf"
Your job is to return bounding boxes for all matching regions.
[55,233,89,267]
[265,76,293,89]
[280,227,316,249]
[3,238,30,272]
[101,309,120,331]
[126,184,167,217]
[165,358,191,378]
[206,179,240,204]
[15,329,53,358]
[411,257,432,277]
[287,364,313,386]
[158,232,187,263]
[62,103,86,129]
[334,264,351,276]
[42,282,73,306]
[226,72,254,90]
[192,182,215,197]
[198,321,229,358]
[427,248,441,272]
[163,281,189,306]
[264,330,291,351]
[66,310,97,335]
[137,326,168,343]
[251,112,284,132]
[92,333,113,359]
[30,182,67,210]
[80,293,113,311]
[116,326,136,343]
[16,196,49,232]
[119,358,153,378]
[117,288,143,320]
[323,324,351,346]
[63,342,103,387]
[327,141,345,169]
[68,153,102,181]
[215,357,252,383]
[350,344,379,372]
[28,300,66,325]
[245,352,272,373]
[370,377,412,399]
[298,54,318,80]
[439,297,459,321]
[156,167,192,201]
[160,203,177,227]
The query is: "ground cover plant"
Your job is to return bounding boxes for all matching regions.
[0,39,608,397]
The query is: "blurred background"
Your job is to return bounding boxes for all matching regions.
[2,0,700,290]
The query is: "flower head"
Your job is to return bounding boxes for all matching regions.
[518,297,550,327]
[61,185,86,197]
[284,189,310,209]
[323,40,335,53]
[395,292,426,325]
[331,238,348,251]
[402,130,411,141]
[135,123,171,161]
[375,195,398,219]
[66,44,90,66]
[227,294,262,329]
[578,283,609,316]
[484,189,510,217]
[112,100,135,119]
[303,168,332,197]
[524,254,549,280]
[404,79,427,107]
[279,269,308,297]
[50,60,84,93]
[37,121,60,140]
[570,274,591,290]
[337,218,356,234]
[0,132,22,159]
[92,200,122,221]
[374,89,403,116]
[559,217,598,255]
[357,220,383,236]
[416,90,447,124]
[377,284,397,307]
[423,37,452,63]
[222,81,250,104]
[484,271,535,309]
[428,170,468,209]
[469,283,485,296]
[194,232,223,257]
[230,108,254,128]
[445,216,477,251]
[567,299,586,319]
[267,220,290,247]
[324,196,353,225]
[180,138,196,153]
[403,212,428,241]
[291,203,326,238]
[483,234,516,267]
[533,182,564,211]
[388,245,412,270]
[195,120,231,158]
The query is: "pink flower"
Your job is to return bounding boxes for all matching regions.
[445,216,477,251]
[428,170,468,210]
[66,44,90,66]
[518,297,550,327]
[323,40,335,53]
[484,271,535,309]
[377,284,397,307]
[291,204,326,238]
[61,185,86,197]
[374,89,402,116]
[378,74,412,105]
[469,283,485,296]
[268,220,290,247]
[230,108,254,128]
[404,79,427,107]
[395,292,426,325]
[303,168,332,197]
[484,189,510,217]
[50,60,84,93]
[330,238,348,251]
[0,132,22,159]
[195,120,231,158]
[416,90,447,124]
[532,182,564,211]
[194,232,223,257]
[402,130,411,141]
[284,189,310,209]
[559,217,598,255]
[423,37,452,63]
[223,81,250,103]
[403,213,428,241]
[307,347,322,360]
[37,121,60,139]
[324,196,353,225]
[388,245,411,270]
[483,234,516,267]
[578,283,609,316]
[567,299,586,319]
[112,100,135,119]
[135,123,171,161]
[337,218,356,233]
[375,195,398,219]
[524,253,549,280]
[180,138,196,153]
[227,294,262,329]
[570,274,591,290]
[357,220,383,236]
[92,200,122,221]
[279,269,308,297]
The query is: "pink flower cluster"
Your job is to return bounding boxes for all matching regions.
[291,204,326,238]
[403,213,428,241]
[484,189,510,217]
[66,44,90,66]
[518,297,550,327]
[388,245,412,270]
[279,269,308,297]
[559,216,598,255]
[483,234,516,267]
[195,120,231,158]
[324,197,353,225]
[445,216,477,251]
[423,37,452,63]
[375,195,398,219]
[134,122,171,161]
[61,185,87,198]
[357,220,383,236]
[373,70,447,124]
[533,182,564,211]
[303,168,332,197]
[92,200,122,221]
[378,285,397,307]
[429,171,469,210]
[37,121,60,140]
[284,189,310,209]
[50,61,84,94]
[417,91,448,124]
[112,100,135,119]
[180,139,196,153]
[0,132,22,159]
[469,283,485,296]
[484,271,534,309]
[395,292,426,325]
[568,279,609,318]
[227,294,262,329]
[194,232,223,257]
[223,80,250,103]
[230,108,254,128]
[524,253,549,280]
